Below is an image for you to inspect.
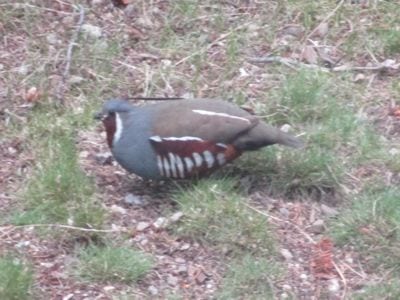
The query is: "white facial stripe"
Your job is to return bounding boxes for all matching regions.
[168,153,178,178]
[157,155,164,176]
[113,113,123,144]
[192,152,203,167]
[203,150,214,168]
[184,157,194,173]
[150,135,162,142]
[162,136,203,142]
[163,157,171,177]
[175,155,185,178]
[217,153,226,166]
[192,109,251,124]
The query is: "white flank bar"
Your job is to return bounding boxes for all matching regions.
[203,150,215,168]
[192,152,203,167]
[175,155,185,178]
[157,155,164,176]
[163,157,171,177]
[184,157,194,172]
[168,153,178,178]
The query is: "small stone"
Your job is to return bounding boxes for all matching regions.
[300,273,308,280]
[8,147,17,154]
[280,248,293,260]
[92,0,104,6]
[103,286,115,292]
[353,73,365,83]
[280,292,289,299]
[69,75,85,85]
[124,193,144,206]
[15,241,30,249]
[177,265,187,274]
[321,204,338,217]
[136,222,150,231]
[40,262,54,268]
[110,205,126,214]
[282,284,292,291]
[280,124,292,133]
[239,68,249,77]
[180,243,191,251]
[95,152,112,165]
[153,217,168,229]
[17,65,29,75]
[310,219,325,234]
[148,286,158,295]
[82,24,102,39]
[62,294,74,300]
[169,211,184,222]
[62,16,74,26]
[167,275,178,286]
[389,148,400,156]
[175,257,186,264]
[328,278,340,293]
[279,207,290,218]
[46,33,58,45]
[79,151,89,158]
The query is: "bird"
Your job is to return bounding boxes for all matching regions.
[94,98,304,180]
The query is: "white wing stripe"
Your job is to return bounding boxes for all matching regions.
[192,109,251,124]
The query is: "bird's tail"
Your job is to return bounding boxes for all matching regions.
[277,132,304,149]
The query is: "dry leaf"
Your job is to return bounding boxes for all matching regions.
[301,46,318,65]
[24,86,40,103]
[389,106,400,118]
[311,238,335,279]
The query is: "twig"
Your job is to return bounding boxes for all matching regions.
[55,5,85,103]
[304,0,345,42]
[248,56,330,72]
[332,260,347,300]
[243,203,317,244]
[248,56,400,73]
[1,224,123,233]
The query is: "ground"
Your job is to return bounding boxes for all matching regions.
[1,0,400,299]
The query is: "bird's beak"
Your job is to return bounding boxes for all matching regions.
[93,111,105,120]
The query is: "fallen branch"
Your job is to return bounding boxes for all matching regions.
[248,56,399,73]
[248,56,330,72]
[332,260,347,300]
[55,4,85,103]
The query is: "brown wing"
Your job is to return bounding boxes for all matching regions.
[151,99,259,144]
[149,136,241,179]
